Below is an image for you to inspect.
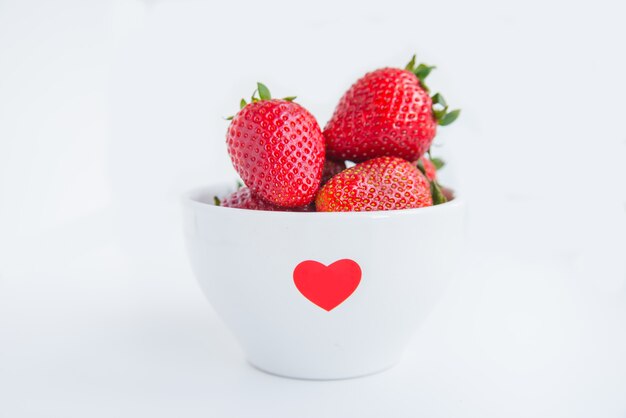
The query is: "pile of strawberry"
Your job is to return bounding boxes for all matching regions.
[217,55,459,212]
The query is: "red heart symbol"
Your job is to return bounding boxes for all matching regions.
[293,259,361,311]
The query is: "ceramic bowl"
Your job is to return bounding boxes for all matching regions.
[183,182,466,379]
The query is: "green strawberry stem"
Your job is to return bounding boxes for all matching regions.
[425,149,446,171]
[405,54,461,126]
[439,109,461,126]
[430,180,447,205]
[257,82,271,100]
[416,158,426,175]
[225,83,297,120]
[430,157,445,170]
[417,152,447,205]
[431,91,460,126]
[213,196,221,206]
[405,54,435,91]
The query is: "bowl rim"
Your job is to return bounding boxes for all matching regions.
[183,182,464,218]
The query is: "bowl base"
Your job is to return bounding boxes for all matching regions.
[246,358,401,381]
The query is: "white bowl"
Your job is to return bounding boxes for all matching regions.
[182,182,466,380]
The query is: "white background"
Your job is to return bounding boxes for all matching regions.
[1,0,625,417]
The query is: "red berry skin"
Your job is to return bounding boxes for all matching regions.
[227,99,325,207]
[441,186,455,201]
[324,68,436,163]
[321,159,347,185]
[315,156,433,212]
[418,157,437,181]
[221,187,314,212]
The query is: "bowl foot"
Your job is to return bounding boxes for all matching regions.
[246,358,401,381]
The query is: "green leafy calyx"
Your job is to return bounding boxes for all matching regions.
[416,158,426,176]
[405,55,461,127]
[405,54,436,92]
[257,82,271,100]
[225,83,297,121]
[431,92,460,126]
[430,157,445,170]
[439,109,461,126]
[430,180,448,205]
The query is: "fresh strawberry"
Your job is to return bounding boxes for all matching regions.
[324,55,459,163]
[441,186,455,201]
[321,159,347,185]
[415,156,451,205]
[315,156,432,212]
[226,83,325,207]
[219,187,314,212]
[417,157,437,181]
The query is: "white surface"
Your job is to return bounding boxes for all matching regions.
[1,0,625,416]
[2,246,625,417]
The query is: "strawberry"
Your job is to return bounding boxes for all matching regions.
[441,186,455,201]
[324,55,460,163]
[416,155,447,181]
[219,187,314,212]
[415,156,451,205]
[315,156,432,212]
[321,159,347,185]
[417,157,437,181]
[226,83,325,207]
